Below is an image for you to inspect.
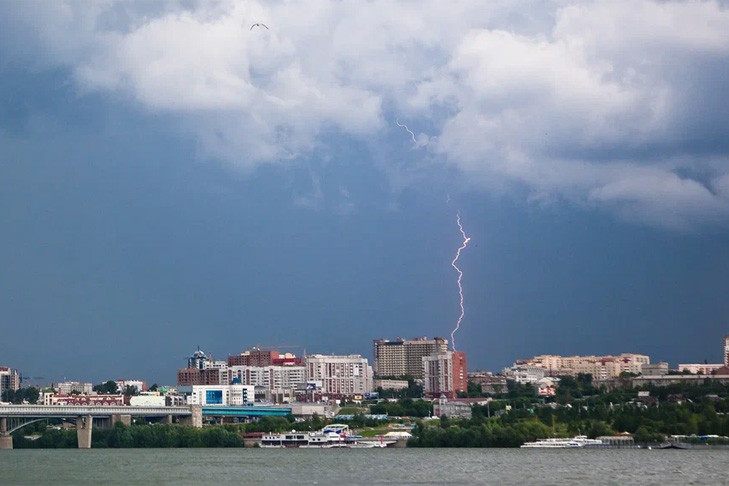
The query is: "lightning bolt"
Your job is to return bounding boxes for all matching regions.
[396,119,418,145]
[450,213,471,352]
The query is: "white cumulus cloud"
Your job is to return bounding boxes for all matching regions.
[1,0,728,228]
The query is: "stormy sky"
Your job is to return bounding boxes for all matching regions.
[1,1,728,384]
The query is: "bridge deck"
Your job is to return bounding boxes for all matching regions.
[0,405,191,418]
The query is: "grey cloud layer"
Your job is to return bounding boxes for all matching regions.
[2,0,728,228]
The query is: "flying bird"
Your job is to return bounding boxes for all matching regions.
[250,23,269,30]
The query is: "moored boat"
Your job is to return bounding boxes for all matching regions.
[261,424,394,449]
[520,436,603,448]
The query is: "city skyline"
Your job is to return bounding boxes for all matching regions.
[1,1,728,384]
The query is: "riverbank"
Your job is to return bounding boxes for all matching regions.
[12,423,244,449]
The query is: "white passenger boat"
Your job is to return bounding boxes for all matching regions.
[261,424,390,449]
[520,436,603,448]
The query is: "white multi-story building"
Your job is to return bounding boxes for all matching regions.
[305,354,373,398]
[677,363,724,375]
[115,379,147,393]
[56,381,93,395]
[189,384,254,406]
[502,364,546,384]
[129,393,166,406]
[228,365,307,394]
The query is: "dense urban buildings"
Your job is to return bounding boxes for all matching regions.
[515,353,650,380]
[423,351,467,398]
[177,347,374,400]
[373,337,448,378]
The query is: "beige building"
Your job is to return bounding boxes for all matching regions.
[56,381,93,395]
[306,354,373,398]
[373,337,448,379]
[516,353,650,380]
[373,379,409,391]
[641,362,669,376]
[0,367,20,398]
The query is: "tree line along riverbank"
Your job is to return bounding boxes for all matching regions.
[8,377,729,448]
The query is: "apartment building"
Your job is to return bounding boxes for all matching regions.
[0,367,20,398]
[423,351,467,399]
[228,364,307,394]
[373,337,448,378]
[306,354,373,398]
[56,381,93,395]
[517,353,650,380]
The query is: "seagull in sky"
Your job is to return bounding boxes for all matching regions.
[250,23,269,30]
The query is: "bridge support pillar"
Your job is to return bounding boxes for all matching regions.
[0,418,10,450]
[0,435,11,450]
[181,405,202,428]
[76,416,93,449]
[192,405,202,428]
[111,414,131,426]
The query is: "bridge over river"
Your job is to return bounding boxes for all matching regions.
[0,404,292,449]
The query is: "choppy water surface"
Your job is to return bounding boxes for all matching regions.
[1,448,727,485]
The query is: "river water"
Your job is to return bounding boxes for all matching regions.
[1,448,727,485]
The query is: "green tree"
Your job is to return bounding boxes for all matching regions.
[93,380,119,394]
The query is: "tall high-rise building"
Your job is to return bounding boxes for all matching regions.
[187,347,210,369]
[178,347,228,386]
[306,354,373,398]
[422,351,467,399]
[0,367,20,398]
[373,337,448,379]
[724,335,729,367]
